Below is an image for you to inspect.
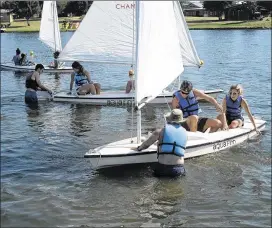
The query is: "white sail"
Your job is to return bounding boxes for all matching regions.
[174,1,201,67]
[59,1,135,64]
[135,1,184,104]
[39,1,62,52]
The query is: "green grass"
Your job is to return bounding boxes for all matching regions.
[185,16,219,21]
[3,16,271,33]
[189,17,272,29]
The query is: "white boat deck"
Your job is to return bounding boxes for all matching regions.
[1,62,73,73]
[53,89,224,105]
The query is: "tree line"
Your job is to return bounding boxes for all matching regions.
[0,1,271,19]
[203,1,272,20]
[0,1,93,18]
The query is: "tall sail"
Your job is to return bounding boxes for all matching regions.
[39,1,62,52]
[59,1,136,64]
[135,1,184,104]
[174,1,201,67]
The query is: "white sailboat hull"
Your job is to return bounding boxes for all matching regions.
[0,63,73,73]
[84,117,266,169]
[53,89,223,105]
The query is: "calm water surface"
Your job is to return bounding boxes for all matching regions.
[1,30,271,227]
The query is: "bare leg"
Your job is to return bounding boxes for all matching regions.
[187,115,198,132]
[77,84,96,95]
[94,83,101,95]
[229,119,243,129]
[204,118,222,133]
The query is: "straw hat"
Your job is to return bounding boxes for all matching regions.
[129,69,134,76]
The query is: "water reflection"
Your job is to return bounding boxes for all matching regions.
[69,104,102,137]
[13,71,30,78]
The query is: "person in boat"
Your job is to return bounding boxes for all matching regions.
[25,64,52,104]
[172,80,223,133]
[221,84,260,134]
[68,61,101,95]
[19,53,35,66]
[48,51,61,69]
[12,48,21,65]
[133,109,187,177]
[125,69,135,93]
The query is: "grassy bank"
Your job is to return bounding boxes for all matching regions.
[188,17,272,29]
[2,16,271,33]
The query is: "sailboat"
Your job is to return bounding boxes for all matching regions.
[1,1,73,73]
[82,1,266,169]
[53,1,223,105]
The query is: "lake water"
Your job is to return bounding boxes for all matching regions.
[1,30,271,227]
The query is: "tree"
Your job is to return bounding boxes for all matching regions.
[257,1,272,12]
[203,1,233,20]
[238,2,259,20]
[62,1,92,16]
[57,1,69,17]
[1,1,41,20]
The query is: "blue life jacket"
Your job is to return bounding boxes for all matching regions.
[158,124,187,157]
[226,95,243,119]
[174,90,199,118]
[74,73,88,87]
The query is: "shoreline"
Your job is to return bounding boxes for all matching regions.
[2,27,271,33]
[2,16,271,33]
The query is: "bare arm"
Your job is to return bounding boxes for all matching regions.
[84,70,92,83]
[241,98,257,131]
[172,96,179,110]
[35,73,51,92]
[221,97,228,129]
[70,73,75,91]
[138,128,161,151]
[193,88,223,113]
[125,81,132,93]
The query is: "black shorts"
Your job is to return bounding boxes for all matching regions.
[25,90,38,103]
[153,163,185,177]
[227,116,244,126]
[180,117,208,132]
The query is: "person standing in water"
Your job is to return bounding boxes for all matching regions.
[133,109,188,177]
[12,48,21,65]
[25,64,52,104]
[125,69,135,93]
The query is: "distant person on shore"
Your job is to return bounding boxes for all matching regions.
[68,61,101,95]
[19,53,35,66]
[125,69,135,93]
[12,48,21,65]
[172,80,223,133]
[25,64,52,104]
[221,84,260,134]
[132,109,187,177]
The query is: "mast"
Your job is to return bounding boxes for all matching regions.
[135,1,141,143]
[52,1,57,52]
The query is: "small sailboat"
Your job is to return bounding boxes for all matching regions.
[53,89,223,105]
[1,1,73,73]
[54,1,223,105]
[83,1,266,169]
